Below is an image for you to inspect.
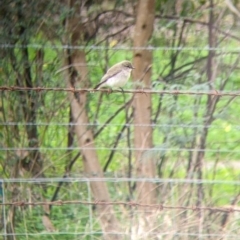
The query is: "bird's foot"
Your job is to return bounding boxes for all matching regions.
[90,88,97,93]
[140,87,148,97]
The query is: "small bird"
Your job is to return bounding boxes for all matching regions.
[94,60,134,90]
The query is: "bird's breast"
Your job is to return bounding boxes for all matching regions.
[106,70,131,87]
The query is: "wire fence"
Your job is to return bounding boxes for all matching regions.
[2,77,240,240]
[2,44,240,51]
[1,86,240,96]
[1,80,240,239]
[1,177,240,239]
[2,1,240,239]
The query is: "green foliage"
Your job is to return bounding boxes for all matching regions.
[2,0,240,238]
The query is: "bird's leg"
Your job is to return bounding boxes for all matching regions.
[90,88,97,94]
[141,87,148,97]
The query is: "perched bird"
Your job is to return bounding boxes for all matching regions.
[94,60,134,90]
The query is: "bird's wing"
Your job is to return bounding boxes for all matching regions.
[94,63,122,89]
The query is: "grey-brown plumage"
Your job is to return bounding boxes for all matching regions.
[94,60,134,89]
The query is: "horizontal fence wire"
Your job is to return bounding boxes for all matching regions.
[2,44,240,52]
[1,147,239,153]
[0,122,239,129]
[1,86,240,96]
[2,232,240,239]
[2,177,240,184]
[1,200,239,213]
[1,177,240,211]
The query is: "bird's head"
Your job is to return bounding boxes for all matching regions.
[121,61,135,70]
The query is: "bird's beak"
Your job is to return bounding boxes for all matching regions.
[132,66,135,69]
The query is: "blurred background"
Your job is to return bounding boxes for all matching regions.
[1,0,240,239]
